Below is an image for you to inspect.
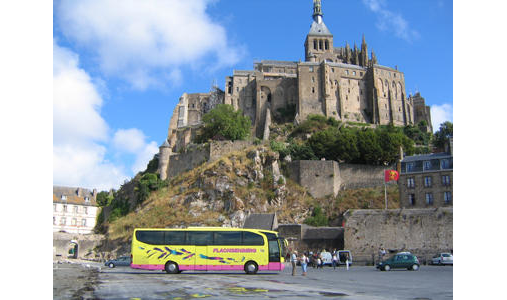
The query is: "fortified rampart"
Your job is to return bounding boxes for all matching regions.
[287,160,397,198]
[163,140,254,179]
[343,208,453,265]
[339,163,395,189]
[287,160,340,198]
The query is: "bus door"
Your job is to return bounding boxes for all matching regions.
[188,231,213,271]
[262,232,281,270]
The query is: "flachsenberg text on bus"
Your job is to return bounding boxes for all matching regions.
[130,227,287,274]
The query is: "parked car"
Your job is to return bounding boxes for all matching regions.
[377,253,420,271]
[430,253,453,265]
[105,256,131,268]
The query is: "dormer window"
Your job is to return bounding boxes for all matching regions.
[84,196,90,203]
[61,195,67,201]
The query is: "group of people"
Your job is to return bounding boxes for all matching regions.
[289,249,350,276]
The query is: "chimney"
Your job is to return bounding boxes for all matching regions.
[76,188,81,197]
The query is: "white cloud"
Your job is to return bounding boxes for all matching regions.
[113,128,147,153]
[53,43,108,144]
[53,42,159,190]
[113,128,160,174]
[362,0,420,42]
[431,103,453,132]
[55,0,244,90]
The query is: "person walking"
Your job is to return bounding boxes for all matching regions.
[345,252,350,271]
[378,246,386,264]
[332,252,338,270]
[317,252,322,269]
[300,252,308,276]
[291,250,298,276]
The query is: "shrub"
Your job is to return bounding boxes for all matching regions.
[196,104,251,142]
[304,205,329,226]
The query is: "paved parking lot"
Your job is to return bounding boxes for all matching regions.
[56,262,452,299]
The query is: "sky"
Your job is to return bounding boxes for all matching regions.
[52,0,454,192]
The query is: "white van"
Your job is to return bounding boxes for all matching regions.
[320,251,333,266]
[338,250,353,266]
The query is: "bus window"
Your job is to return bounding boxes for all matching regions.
[214,231,241,245]
[242,232,264,246]
[136,230,165,245]
[165,231,186,245]
[187,231,213,246]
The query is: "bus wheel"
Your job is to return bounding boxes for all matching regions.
[244,261,258,275]
[165,261,179,274]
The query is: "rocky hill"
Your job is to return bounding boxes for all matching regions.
[95,142,399,258]
[105,146,312,243]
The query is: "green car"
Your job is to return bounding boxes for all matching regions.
[377,252,420,271]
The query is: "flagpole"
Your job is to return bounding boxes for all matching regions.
[384,180,387,210]
[384,168,387,210]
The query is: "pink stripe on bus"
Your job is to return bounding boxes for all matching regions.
[131,262,284,272]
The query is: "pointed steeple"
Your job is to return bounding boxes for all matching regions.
[353,43,359,65]
[313,0,323,23]
[361,34,368,67]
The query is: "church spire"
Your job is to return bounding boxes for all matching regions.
[313,0,323,24]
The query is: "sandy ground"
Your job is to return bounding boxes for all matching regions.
[53,260,101,299]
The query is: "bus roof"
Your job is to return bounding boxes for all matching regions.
[134,227,279,234]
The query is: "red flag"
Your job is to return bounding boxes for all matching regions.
[384,170,399,182]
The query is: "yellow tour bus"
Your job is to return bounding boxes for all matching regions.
[131,227,287,274]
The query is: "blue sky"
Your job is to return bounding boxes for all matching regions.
[52,0,453,191]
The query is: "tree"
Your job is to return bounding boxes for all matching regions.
[433,121,453,149]
[96,191,113,207]
[196,104,251,142]
[356,128,382,164]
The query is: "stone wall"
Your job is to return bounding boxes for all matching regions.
[287,160,340,198]
[167,146,210,179]
[53,232,105,261]
[209,140,253,162]
[339,163,395,190]
[343,208,453,265]
[165,140,254,179]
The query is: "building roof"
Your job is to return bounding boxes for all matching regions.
[243,213,276,230]
[53,186,98,206]
[308,20,332,36]
[401,152,452,163]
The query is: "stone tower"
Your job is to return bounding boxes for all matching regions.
[157,139,171,180]
[304,0,334,62]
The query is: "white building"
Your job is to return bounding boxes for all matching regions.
[53,186,99,234]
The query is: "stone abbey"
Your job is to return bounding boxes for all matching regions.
[163,0,432,152]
